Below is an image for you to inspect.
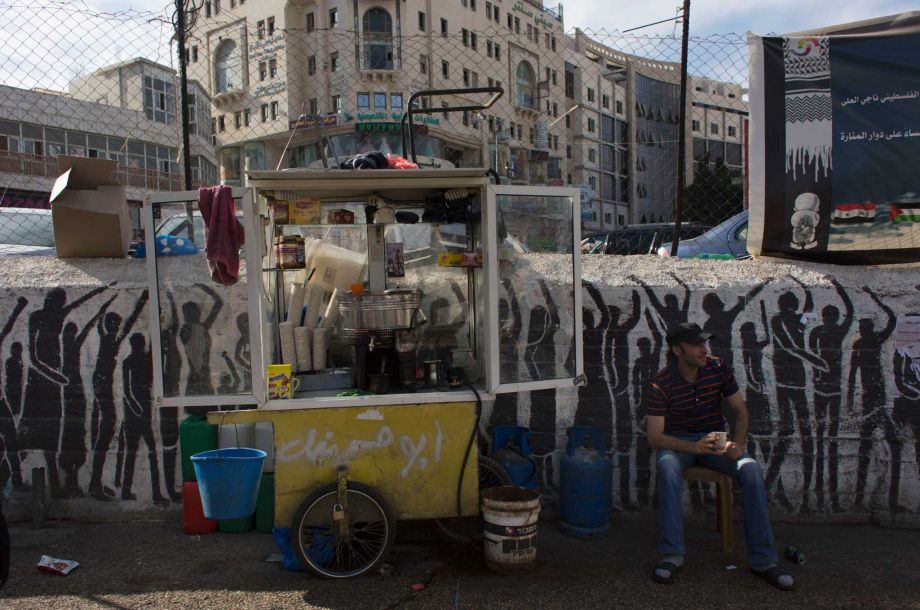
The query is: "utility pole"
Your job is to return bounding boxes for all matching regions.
[670,0,690,256]
[176,0,193,191]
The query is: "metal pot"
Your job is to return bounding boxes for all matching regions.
[337,289,423,331]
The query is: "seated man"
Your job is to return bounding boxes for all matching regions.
[644,322,794,591]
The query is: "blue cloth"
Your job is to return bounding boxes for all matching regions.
[655,432,778,565]
[134,234,199,258]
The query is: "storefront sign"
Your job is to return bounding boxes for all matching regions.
[355,122,428,135]
[290,114,338,130]
[535,15,554,29]
[528,149,549,161]
[536,121,548,149]
[255,81,286,97]
[355,111,440,126]
[513,1,534,18]
[249,34,285,61]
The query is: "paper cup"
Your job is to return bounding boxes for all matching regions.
[312,327,329,370]
[713,431,728,451]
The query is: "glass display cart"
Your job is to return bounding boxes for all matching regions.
[143,168,582,577]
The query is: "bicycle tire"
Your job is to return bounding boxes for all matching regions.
[434,455,511,544]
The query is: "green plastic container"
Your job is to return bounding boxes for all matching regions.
[180,415,218,482]
[218,513,255,533]
[256,473,275,533]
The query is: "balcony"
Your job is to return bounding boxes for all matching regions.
[0,150,197,194]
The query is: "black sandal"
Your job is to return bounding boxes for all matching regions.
[651,561,681,584]
[752,566,794,591]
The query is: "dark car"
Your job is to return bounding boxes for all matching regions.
[582,223,711,255]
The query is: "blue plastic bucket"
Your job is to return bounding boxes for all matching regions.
[191,448,266,520]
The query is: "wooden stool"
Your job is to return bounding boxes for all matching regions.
[683,466,733,552]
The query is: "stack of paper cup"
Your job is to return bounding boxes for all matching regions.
[278,321,296,366]
[287,284,306,326]
[313,327,329,370]
[294,326,312,372]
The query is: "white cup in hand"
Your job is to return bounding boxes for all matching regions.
[712,431,728,452]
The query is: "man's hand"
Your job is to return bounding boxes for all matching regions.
[695,434,723,455]
[724,441,743,460]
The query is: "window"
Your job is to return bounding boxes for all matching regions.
[363,8,394,70]
[494,5,500,22]
[551,70,557,86]
[330,52,339,72]
[462,28,469,47]
[487,40,492,56]
[486,2,491,16]
[214,39,241,92]
[234,111,242,128]
[390,93,403,110]
[565,115,571,128]
[267,16,275,36]
[308,55,316,75]
[526,24,533,40]
[616,100,623,114]
[470,0,476,9]
[374,92,386,109]
[217,115,225,132]
[332,95,342,113]
[441,102,449,120]
[329,8,338,27]
[190,45,198,63]
[440,18,448,36]
[442,60,449,79]
[514,17,520,33]
[357,92,370,110]
[463,68,470,87]
[258,61,267,81]
[710,122,719,135]
[529,127,535,145]
[143,75,176,124]
[602,94,610,109]
[260,104,267,122]
[692,119,700,131]
[420,54,428,75]
[269,58,277,78]
[418,11,425,31]
[306,12,315,32]
[515,61,535,108]
[270,101,279,120]
[728,125,737,137]
[507,13,513,29]
[257,20,265,40]
[588,118,596,133]
[214,0,220,13]
[587,87,595,102]
[205,1,211,18]
[552,102,558,117]
[462,110,469,127]
[187,94,198,134]
[588,176,597,190]
[494,44,500,60]
[308,99,317,115]
[588,148,596,163]
[551,36,557,52]
[244,108,251,126]
[471,33,477,51]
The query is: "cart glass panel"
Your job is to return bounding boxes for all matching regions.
[143,190,261,406]
[487,186,582,392]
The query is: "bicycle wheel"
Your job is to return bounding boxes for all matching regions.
[292,481,395,578]
[434,455,511,544]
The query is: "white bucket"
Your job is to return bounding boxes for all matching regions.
[217,423,255,450]
[481,486,541,574]
[254,422,275,473]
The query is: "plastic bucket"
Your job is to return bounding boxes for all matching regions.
[191,448,266,520]
[481,486,541,574]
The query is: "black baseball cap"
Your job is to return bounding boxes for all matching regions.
[666,322,713,346]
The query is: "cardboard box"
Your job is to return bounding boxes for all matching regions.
[49,156,131,258]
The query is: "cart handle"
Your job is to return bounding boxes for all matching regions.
[399,86,504,164]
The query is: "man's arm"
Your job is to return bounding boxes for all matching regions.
[647,416,722,455]
[723,391,748,459]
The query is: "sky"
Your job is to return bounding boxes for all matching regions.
[563,0,918,36]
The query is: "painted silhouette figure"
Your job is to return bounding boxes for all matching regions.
[848,287,900,513]
[59,297,115,497]
[181,284,223,396]
[701,281,768,363]
[633,309,663,507]
[160,292,182,502]
[20,286,108,495]
[234,312,251,392]
[491,278,522,428]
[573,282,614,434]
[892,348,920,499]
[89,290,148,501]
[740,301,773,467]
[807,278,853,512]
[0,297,28,491]
[119,333,168,506]
[526,280,561,455]
[633,274,690,331]
[5,341,24,419]
[605,289,641,511]
[217,351,241,394]
[767,278,826,514]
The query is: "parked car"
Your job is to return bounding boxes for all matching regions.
[0,207,56,256]
[657,210,749,259]
[582,222,711,255]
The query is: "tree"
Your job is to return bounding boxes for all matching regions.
[682,153,744,226]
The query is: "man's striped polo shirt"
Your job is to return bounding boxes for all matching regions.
[644,356,739,435]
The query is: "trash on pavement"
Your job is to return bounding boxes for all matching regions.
[37,555,79,575]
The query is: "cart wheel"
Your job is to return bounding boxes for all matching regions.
[0,511,8,588]
[292,481,395,579]
[434,455,511,544]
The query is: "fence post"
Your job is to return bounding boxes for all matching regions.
[175,0,193,192]
[670,0,691,257]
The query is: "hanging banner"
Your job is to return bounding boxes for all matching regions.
[747,21,920,264]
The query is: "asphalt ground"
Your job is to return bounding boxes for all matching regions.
[1,513,918,609]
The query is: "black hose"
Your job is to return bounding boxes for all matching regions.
[456,382,483,518]
[504,441,538,485]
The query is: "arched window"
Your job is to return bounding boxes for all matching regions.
[215,39,241,93]
[363,8,393,70]
[515,61,535,108]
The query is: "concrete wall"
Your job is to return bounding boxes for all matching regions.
[0,255,918,525]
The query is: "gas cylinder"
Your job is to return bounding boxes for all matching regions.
[560,426,612,538]
[490,425,537,489]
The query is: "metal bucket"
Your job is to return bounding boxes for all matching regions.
[337,289,423,331]
[481,486,541,574]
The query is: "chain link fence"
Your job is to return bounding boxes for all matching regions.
[0,1,749,258]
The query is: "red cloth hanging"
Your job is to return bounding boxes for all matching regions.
[197,185,245,286]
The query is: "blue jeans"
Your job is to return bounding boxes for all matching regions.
[656,432,778,565]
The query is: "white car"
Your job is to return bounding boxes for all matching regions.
[0,207,56,256]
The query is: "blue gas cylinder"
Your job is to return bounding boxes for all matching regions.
[560,426,612,538]
[491,425,537,489]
